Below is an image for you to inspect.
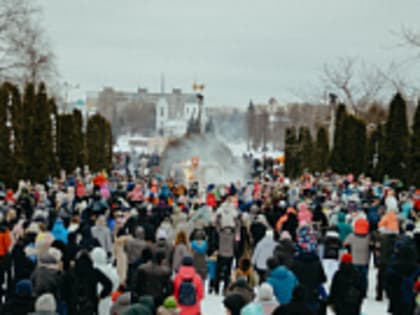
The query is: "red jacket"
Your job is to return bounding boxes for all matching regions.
[0,226,11,257]
[173,266,204,315]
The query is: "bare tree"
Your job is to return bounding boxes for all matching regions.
[0,0,57,84]
[322,57,390,114]
[401,26,420,50]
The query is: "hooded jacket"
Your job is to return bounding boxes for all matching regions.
[337,212,352,243]
[124,227,147,264]
[191,240,208,280]
[252,232,278,271]
[51,220,68,244]
[91,247,119,315]
[173,266,204,315]
[267,266,299,305]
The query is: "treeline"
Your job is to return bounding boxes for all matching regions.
[0,82,113,187]
[285,92,420,187]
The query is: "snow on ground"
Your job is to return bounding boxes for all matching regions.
[201,259,388,315]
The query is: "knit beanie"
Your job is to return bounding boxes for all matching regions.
[35,293,56,312]
[163,296,178,309]
[258,283,274,301]
[182,256,193,266]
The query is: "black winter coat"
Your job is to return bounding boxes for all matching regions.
[1,295,35,315]
[291,252,326,304]
[329,263,363,315]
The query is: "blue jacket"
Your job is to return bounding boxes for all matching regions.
[52,220,68,244]
[267,266,298,305]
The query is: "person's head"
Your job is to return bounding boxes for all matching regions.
[35,293,56,312]
[240,302,264,315]
[175,230,188,246]
[223,293,247,315]
[266,256,279,272]
[155,250,166,265]
[75,250,93,275]
[238,256,251,272]
[258,283,274,301]
[142,247,153,263]
[340,253,353,265]
[182,255,194,267]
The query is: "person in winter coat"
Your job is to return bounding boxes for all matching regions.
[136,250,172,307]
[273,232,296,269]
[80,225,101,252]
[173,256,204,315]
[156,296,180,315]
[291,225,326,313]
[65,250,112,315]
[190,230,208,281]
[297,202,313,226]
[0,218,12,301]
[343,218,370,298]
[216,198,238,229]
[91,247,120,315]
[276,207,298,241]
[256,283,279,315]
[51,219,68,245]
[172,231,190,272]
[375,230,398,301]
[223,293,247,315]
[328,253,363,315]
[29,293,58,315]
[225,277,255,304]
[91,215,113,259]
[321,227,341,289]
[232,256,259,288]
[153,229,173,267]
[124,227,147,285]
[250,214,267,246]
[1,279,35,315]
[386,244,420,315]
[337,212,352,243]
[272,285,315,315]
[266,255,299,305]
[30,250,64,302]
[252,230,278,282]
[215,227,235,294]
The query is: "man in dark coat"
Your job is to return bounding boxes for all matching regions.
[328,253,363,315]
[272,285,314,315]
[64,250,112,315]
[386,244,420,315]
[1,279,35,315]
[135,251,172,308]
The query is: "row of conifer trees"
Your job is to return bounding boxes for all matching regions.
[285,93,420,187]
[0,82,112,188]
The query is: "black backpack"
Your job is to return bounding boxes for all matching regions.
[178,278,196,306]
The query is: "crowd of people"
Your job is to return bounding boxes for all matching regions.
[0,155,419,315]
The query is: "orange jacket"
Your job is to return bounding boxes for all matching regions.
[378,212,399,233]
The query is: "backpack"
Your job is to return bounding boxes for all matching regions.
[178,278,196,306]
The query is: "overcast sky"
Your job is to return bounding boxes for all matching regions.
[39,0,420,107]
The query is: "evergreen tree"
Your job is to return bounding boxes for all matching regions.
[0,84,12,185]
[314,126,329,173]
[410,101,420,187]
[383,93,410,181]
[31,83,51,182]
[299,126,313,173]
[285,127,298,178]
[72,109,85,169]
[57,113,76,174]
[22,83,36,180]
[330,104,347,173]
[8,83,25,186]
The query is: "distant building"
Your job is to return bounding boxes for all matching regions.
[87,85,207,138]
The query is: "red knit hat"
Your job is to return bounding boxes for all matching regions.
[354,218,369,235]
[341,253,353,264]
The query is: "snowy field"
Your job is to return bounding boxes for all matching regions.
[201,259,388,315]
